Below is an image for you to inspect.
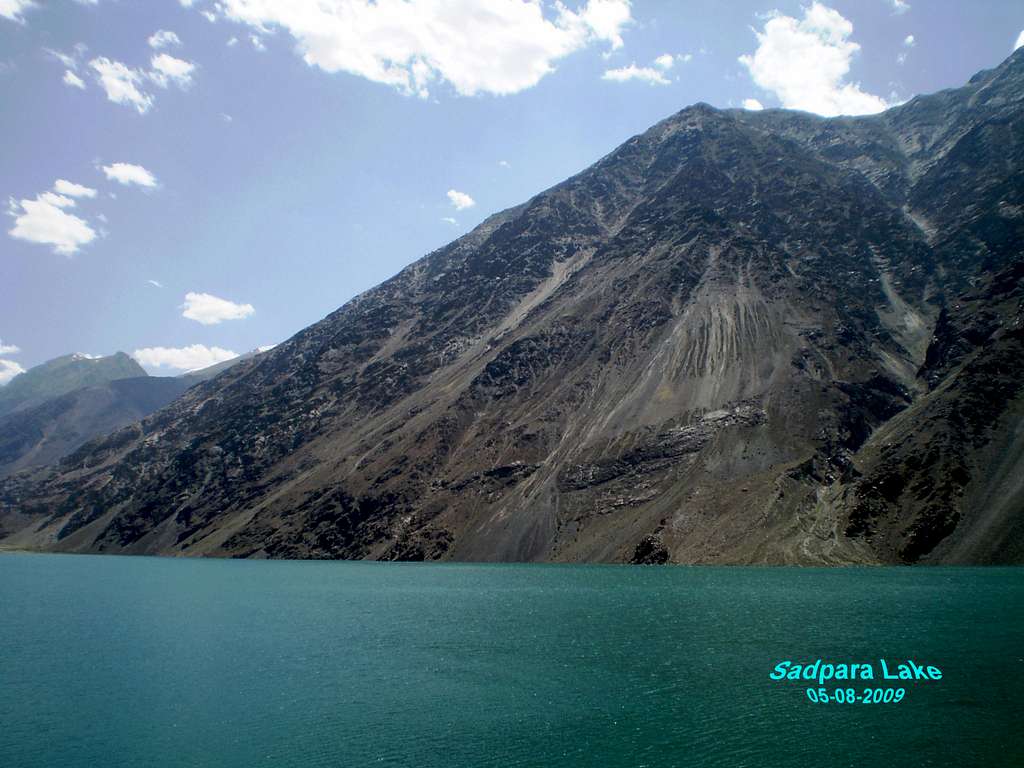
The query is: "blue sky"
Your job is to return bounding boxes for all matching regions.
[1,0,1022,380]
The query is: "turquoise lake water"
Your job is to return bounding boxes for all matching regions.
[0,554,1022,767]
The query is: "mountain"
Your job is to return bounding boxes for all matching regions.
[2,52,1022,563]
[0,352,146,418]
[180,348,268,383]
[0,350,263,479]
[0,376,194,478]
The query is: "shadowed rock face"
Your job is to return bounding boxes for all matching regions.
[0,377,195,479]
[2,52,1023,564]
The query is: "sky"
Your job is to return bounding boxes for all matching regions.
[1,0,1022,381]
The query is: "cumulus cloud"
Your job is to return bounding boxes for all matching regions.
[0,359,25,386]
[903,34,915,47]
[148,29,181,49]
[102,162,157,187]
[7,181,98,255]
[90,57,153,113]
[149,53,195,88]
[653,53,675,70]
[181,292,255,325]
[890,0,910,14]
[446,189,475,210]
[498,160,511,168]
[0,339,19,355]
[738,3,890,117]
[743,98,764,110]
[133,344,238,372]
[208,0,632,97]
[54,179,97,198]
[602,62,670,85]
[63,70,86,88]
[0,0,34,23]
[90,50,194,111]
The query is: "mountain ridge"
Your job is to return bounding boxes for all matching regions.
[2,50,1022,563]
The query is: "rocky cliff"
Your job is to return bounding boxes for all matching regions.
[2,51,1022,564]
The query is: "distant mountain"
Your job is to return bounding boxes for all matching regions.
[0,353,145,418]
[0,350,263,479]
[0,376,193,478]
[2,52,1023,564]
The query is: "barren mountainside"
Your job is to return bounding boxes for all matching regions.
[2,51,1023,563]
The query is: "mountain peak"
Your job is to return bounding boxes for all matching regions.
[0,351,147,417]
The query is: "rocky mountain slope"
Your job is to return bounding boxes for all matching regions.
[2,52,1022,563]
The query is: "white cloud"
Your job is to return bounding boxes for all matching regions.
[227,36,238,47]
[200,9,217,22]
[181,292,255,325]
[90,57,153,113]
[47,48,78,68]
[679,52,693,63]
[8,182,98,255]
[209,0,632,97]
[653,53,675,70]
[743,98,764,110]
[0,339,19,355]
[250,34,266,51]
[738,3,891,117]
[0,359,26,385]
[63,70,86,88]
[149,53,195,88]
[441,216,457,225]
[446,189,475,210]
[147,279,163,288]
[54,179,97,198]
[1015,30,1024,51]
[148,29,182,49]
[256,344,277,353]
[102,162,157,187]
[577,0,630,49]
[0,0,34,23]
[133,344,238,372]
[897,35,914,65]
[602,63,670,85]
[890,0,910,14]
[179,0,195,6]
[498,160,510,168]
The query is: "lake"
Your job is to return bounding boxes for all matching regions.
[0,554,1021,767]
